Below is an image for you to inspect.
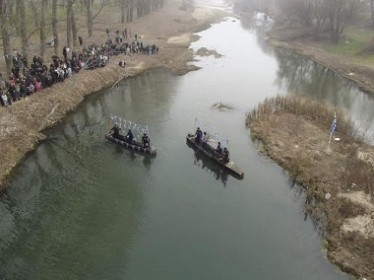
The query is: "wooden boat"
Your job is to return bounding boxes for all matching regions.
[186,133,244,178]
[105,131,157,156]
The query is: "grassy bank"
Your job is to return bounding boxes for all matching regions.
[246,95,374,279]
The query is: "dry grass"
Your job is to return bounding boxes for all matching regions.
[247,95,354,138]
[246,94,374,278]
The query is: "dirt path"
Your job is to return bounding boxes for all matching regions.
[0,2,227,190]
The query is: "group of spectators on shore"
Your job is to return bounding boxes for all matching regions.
[1,29,159,107]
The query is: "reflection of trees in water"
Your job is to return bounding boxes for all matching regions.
[0,71,174,279]
[275,49,352,107]
[108,69,177,126]
[274,49,374,136]
[239,13,275,56]
[192,150,228,187]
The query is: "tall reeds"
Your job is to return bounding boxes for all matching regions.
[246,95,355,139]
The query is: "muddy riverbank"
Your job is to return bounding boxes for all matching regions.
[0,2,227,190]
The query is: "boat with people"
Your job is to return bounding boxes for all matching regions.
[105,114,157,156]
[186,128,244,178]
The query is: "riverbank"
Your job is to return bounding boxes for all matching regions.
[0,1,227,190]
[247,95,374,279]
[261,20,374,279]
[265,31,374,95]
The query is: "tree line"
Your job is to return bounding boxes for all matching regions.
[235,0,372,44]
[0,0,164,75]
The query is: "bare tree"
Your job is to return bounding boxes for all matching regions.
[1,0,12,74]
[312,0,328,37]
[296,0,314,26]
[84,0,105,37]
[29,0,39,28]
[120,0,126,23]
[326,0,362,43]
[277,0,300,22]
[16,0,27,63]
[127,0,134,22]
[84,0,93,37]
[72,4,79,47]
[40,0,47,58]
[67,0,73,49]
[370,0,374,27]
[52,0,59,55]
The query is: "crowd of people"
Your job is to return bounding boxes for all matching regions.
[1,29,159,107]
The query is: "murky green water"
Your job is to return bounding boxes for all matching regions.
[3,8,373,280]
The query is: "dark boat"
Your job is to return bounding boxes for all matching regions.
[105,131,157,156]
[186,133,244,178]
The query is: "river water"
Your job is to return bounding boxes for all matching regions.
[3,3,374,280]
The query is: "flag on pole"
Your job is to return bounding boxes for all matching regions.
[330,113,337,134]
[327,112,337,150]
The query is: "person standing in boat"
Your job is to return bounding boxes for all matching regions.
[125,129,134,143]
[215,142,223,155]
[195,127,203,143]
[222,147,230,163]
[110,124,120,139]
[142,133,150,148]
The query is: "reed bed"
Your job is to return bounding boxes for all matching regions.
[246,95,355,139]
[246,95,374,278]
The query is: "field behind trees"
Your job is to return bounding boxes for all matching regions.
[0,0,165,75]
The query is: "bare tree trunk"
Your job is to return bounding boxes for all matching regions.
[52,0,59,55]
[84,0,93,37]
[371,0,374,28]
[9,0,19,35]
[29,1,39,28]
[67,0,73,50]
[72,6,79,48]
[17,0,28,64]
[129,0,134,21]
[1,0,12,75]
[40,0,47,58]
[327,0,360,44]
[120,0,126,23]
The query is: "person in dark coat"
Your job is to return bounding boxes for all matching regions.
[222,147,230,163]
[215,142,222,155]
[62,46,67,61]
[125,129,134,143]
[195,127,203,143]
[110,124,120,139]
[142,133,150,148]
[79,36,83,46]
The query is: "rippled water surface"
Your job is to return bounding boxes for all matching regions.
[3,8,373,280]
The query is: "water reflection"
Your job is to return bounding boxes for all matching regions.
[239,13,275,56]
[274,48,374,138]
[0,15,356,280]
[186,141,230,187]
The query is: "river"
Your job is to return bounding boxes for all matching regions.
[3,3,374,280]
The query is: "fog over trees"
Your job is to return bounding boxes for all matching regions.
[0,0,164,74]
[235,0,370,43]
